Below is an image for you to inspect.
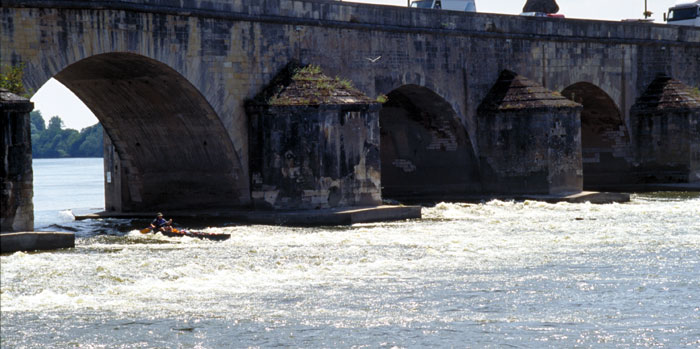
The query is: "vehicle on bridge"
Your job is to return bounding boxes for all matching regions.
[410,0,476,12]
[665,1,700,26]
[520,12,565,18]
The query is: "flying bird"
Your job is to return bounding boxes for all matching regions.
[365,56,382,63]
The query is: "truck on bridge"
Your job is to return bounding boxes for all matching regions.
[665,1,700,26]
[410,0,476,12]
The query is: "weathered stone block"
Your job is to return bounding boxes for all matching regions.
[477,70,583,195]
[247,64,381,210]
[630,76,700,183]
[1,88,34,232]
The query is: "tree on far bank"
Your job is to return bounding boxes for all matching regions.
[47,116,64,131]
[72,124,103,157]
[30,111,46,133]
[30,113,103,158]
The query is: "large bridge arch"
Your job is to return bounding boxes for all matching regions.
[562,82,633,189]
[34,53,248,211]
[3,4,258,211]
[379,84,481,202]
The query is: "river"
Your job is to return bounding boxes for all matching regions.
[1,158,699,347]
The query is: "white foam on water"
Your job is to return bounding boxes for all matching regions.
[2,195,699,346]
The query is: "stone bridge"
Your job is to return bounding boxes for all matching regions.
[2,0,699,212]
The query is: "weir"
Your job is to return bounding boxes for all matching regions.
[1,0,699,223]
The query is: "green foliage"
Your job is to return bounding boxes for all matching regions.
[691,87,700,98]
[30,111,46,131]
[74,124,104,157]
[30,112,103,158]
[47,116,64,131]
[30,111,46,136]
[256,62,367,106]
[335,77,354,90]
[376,94,389,104]
[293,64,322,78]
[0,63,31,97]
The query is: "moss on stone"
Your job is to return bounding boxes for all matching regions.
[478,70,581,113]
[250,62,374,107]
[632,75,700,112]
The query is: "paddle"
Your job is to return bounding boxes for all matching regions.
[140,226,179,235]
[141,219,173,234]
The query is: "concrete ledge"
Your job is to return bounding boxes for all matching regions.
[390,191,631,205]
[75,205,422,226]
[586,183,700,192]
[1,232,75,254]
[247,206,422,226]
[516,191,631,204]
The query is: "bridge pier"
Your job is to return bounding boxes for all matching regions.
[246,64,382,210]
[477,70,583,195]
[1,88,77,252]
[630,76,700,184]
[1,88,34,233]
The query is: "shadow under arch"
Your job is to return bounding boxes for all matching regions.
[50,52,246,212]
[379,84,481,202]
[561,82,632,189]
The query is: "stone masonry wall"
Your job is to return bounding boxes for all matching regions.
[632,110,700,183]
[2,0,699,206]
[477,108,582,195]
[249,105,381,210]
[1,91,34,232]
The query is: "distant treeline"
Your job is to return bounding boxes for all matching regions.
[30,110,103,158]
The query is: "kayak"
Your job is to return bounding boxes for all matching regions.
[140,227,230,241]
[162,228,231,241]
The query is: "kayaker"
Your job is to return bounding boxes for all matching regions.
[150,212,173,233]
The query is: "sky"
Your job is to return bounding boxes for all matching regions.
[32,0,684,130]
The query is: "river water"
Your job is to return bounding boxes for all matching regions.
[1,158,699,347]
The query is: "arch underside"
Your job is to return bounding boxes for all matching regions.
[54,53,246,211]
[380,85,481,202]
[562,82,632,189]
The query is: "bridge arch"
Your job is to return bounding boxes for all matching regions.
[379,84,481,202]
[37,52,247,211]
[561,82,632,189]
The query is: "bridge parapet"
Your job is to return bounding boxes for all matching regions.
[6,0,700,45]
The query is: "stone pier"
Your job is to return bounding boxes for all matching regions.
[477,70,583,195]
[1,88,77,253]
[1,88,34,233]
[630,75,700,184]
[246,64,382,210]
